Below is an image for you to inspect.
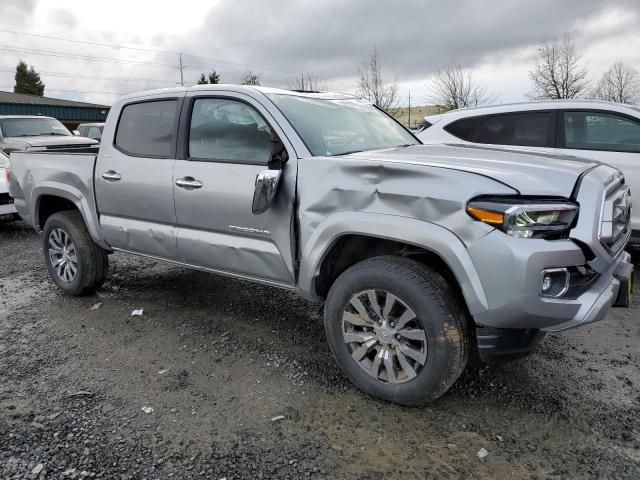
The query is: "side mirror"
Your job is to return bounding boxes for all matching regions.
[72,130,80,136]
[252,169,282,214]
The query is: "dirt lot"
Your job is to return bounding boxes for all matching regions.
[1,221,639,480]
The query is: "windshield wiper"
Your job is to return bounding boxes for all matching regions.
[38,132,67,136]
[334,149,366,156]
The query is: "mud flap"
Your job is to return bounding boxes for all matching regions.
[613,261,633,308]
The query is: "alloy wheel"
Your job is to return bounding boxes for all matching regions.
[342,290,428,384]
[48,228,78,283]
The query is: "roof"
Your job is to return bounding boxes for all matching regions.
[425,99,640,122]
[0,90,109,109]
[117,84,361,103]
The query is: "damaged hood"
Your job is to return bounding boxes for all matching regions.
[342,143,600,196]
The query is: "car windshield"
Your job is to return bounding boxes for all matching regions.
[266,94,418,156]
[0,118,71,137]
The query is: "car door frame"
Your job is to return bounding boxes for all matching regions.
[95,93,185,259]
[172,89,301,288]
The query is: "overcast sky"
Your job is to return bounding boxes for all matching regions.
[0,0,638,107]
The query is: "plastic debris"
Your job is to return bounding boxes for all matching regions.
[270,415,286,422]
[158,368,170,375]
[477,447,489,461]
[67,391,94,397]
[141,406,154,414]
[90,302,103,310]
[131,309,144,317]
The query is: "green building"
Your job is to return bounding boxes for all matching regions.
[0,91,109,130]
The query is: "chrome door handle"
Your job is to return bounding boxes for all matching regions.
[101,170,121,181]
[175,177,203,190]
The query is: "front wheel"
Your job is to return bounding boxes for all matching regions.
[324,256,470,406]
[42,210,108,296]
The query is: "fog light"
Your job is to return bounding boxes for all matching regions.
[540,268,570,297]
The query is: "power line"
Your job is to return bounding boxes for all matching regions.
[0,28,178,55]
[0,28,299,76]
[0,85,127,95]
[0,67,172,84]
[0,44,178,69]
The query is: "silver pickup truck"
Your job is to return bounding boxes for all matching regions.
[8,85,634,406]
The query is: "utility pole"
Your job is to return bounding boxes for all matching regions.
[408,89,411,129]
[301,72,305,90]
[179,53,184,87]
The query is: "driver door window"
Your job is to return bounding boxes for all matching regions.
[188,98,273,164]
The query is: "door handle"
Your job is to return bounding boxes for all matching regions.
[101,170,122,182]
[175,177,203,190]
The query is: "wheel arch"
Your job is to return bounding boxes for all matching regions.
[297,212,488,316]
[32,183,108,249]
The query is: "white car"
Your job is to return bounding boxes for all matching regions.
[417,100,640,244]
[0,150,18,222]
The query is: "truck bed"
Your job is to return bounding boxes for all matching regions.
[9,149,101,237]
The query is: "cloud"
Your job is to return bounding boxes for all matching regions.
[0,0,37,25]
[173,0,640,86]
[47,8,78,30]
[0,0,638,105]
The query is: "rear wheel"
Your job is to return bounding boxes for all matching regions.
[42,211,108,296]
[324,256,470,406]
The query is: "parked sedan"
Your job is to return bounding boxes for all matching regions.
[76,122,104,141]
[417,100,640,244]
[0,151,18,222]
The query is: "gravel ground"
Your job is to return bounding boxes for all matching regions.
[1,220,639,480]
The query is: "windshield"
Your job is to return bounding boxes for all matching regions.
[266,94,418,156]
[0,118,71,138]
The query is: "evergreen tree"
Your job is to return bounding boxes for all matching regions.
[197,70,221,85]
[14,60,45,96]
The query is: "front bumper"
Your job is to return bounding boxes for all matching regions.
[468,166,633,333]
[0,200,17,217]
[469,232,632,331]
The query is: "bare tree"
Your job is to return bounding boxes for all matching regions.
[288,72,326,91]
[426,63,495,110]
[357,46,399,111]
[528,33,590,99]
[592,62,640,104]
[241,70,261,86]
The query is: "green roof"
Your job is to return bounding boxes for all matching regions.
[0,91,109,121]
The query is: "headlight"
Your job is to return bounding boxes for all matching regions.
[467,198,578,239]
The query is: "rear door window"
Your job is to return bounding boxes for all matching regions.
[563,111,640,153]
[115,100,178,157]
[473,113,553,147]
[445,112,553,148]
[444,116,486,141]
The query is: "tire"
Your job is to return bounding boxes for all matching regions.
[42,210,108,296]
[324,255,470,406]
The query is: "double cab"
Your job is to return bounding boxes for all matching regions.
[7,85,633,405]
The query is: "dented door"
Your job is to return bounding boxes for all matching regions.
[173,94,296,287]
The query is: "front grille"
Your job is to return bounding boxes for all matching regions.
[0,193,14,206]
[44,144,87,150]
[600,177,631,255]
